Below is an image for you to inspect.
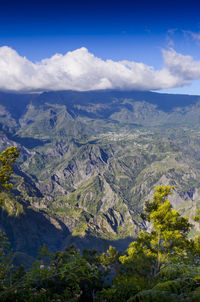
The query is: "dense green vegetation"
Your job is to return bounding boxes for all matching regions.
[0,146,19,193]
[1,184,200,301]
[0,146,23,215]
[0,149,200,301]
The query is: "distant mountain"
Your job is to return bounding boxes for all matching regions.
[1,89,200,261]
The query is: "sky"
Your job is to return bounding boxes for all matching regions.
[1,0,200,94]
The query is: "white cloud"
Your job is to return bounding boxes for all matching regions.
[163,49,200,81]
[0,46,200,92]
[183,30,200,42]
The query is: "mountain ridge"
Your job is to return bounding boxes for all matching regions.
[1,89,200,260]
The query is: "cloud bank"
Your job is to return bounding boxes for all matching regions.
[0,46,200,92]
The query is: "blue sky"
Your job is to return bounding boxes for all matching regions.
[1,0,200,94]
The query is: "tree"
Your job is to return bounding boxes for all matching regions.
[0,146,20,214]
[120,186,191,280]
[0,146,19,193]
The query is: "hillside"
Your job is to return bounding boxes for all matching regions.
[0,89,200,258]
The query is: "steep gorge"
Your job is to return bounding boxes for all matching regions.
[0,90,200,259]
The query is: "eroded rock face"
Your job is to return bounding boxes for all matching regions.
[1,90,200,258]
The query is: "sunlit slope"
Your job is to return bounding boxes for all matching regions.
[0,90,200,255]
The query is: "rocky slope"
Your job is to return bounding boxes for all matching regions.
[0,90,200,258]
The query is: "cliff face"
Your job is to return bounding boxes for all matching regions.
[0,90,200,257]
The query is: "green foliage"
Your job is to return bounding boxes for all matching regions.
[194,209,200,224]
[102,186,199,301]
[100,245,120,267]
[121,185,191,287]
[0,243,108,302]
[1,185,200,301]
[0,230,13,290]
[128,277,200,302]
[0,146,19,193]
[0,147,23,216]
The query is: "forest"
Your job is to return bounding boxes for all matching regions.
[1,147,200,302]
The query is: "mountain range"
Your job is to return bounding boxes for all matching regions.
[0,89,200,263]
